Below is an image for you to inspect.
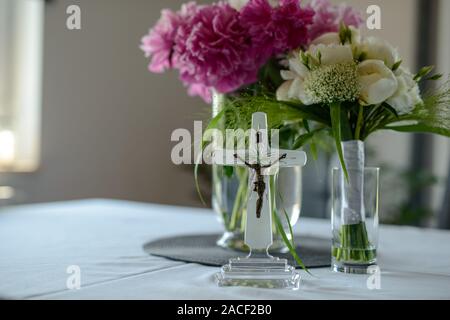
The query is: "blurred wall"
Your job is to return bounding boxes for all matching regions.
[433,0,450,223]
[4,0,211,206]
[5,0,445,210]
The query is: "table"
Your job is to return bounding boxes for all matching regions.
[0,199,449,300]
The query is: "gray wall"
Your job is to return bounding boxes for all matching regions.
[4,0,210,206]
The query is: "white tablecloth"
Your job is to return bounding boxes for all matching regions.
[0,199,449,300]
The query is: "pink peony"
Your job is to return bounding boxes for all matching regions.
[187,83,213,103]
[241,0,314,64]
[140,9,182,73]
[140,0,363,103]
[307,0,363,41]
[175,2,258,95]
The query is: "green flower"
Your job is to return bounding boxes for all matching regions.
[304,62,360,104]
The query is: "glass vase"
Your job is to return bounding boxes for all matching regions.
[331,167,379,274]
[211,93,303,252]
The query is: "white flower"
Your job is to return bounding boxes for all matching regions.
[349,27,362,45]
[311,33,341,46]
[277,45,359,104]
[361,37,399,68]
[311,27,361,46]
[304,62,360,104]
[358,60,398,105]
[277,54,315,104]
[309,44,354,65]
[386,67,422,115]
[277,30,420,108]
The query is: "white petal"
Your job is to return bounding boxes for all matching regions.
[289,78,315,105]
[358,60,398,105]
[280,70,296,80]
[289,57,309,78]
[311,44,354,65]
[349,26,362,45]
[386,68,422,115]
[361,37,399,68]
[276,81,293,101]
[311,32,341,46]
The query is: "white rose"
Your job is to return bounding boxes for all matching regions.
[311,27,361,46]
[310,44,354,65]
[361,37,399,69]
[312,33,341,46]
[386,67,422,115]
[349,26,362,45]
[358,60,398,105]
[276,55,315,104]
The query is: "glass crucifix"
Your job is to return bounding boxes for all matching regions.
[212,112,307,289]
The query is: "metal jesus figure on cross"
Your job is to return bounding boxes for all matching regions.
[213,112,307,252]
[233,144,287,220]
[213,113,306,289]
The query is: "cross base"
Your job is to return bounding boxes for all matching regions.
[215,256,300,290]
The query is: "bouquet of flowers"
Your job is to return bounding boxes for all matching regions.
[140,0,362,103]
[273,24,449,265]
[141,0,450,269]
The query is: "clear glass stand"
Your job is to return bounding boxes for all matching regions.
[215,251,300,290]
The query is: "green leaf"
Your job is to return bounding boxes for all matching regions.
[293,132,315,149]
[194,162,207,206]
[330,102,349,181]
[276,190,295,248]
[383,83,450,137]
[357,51,368,62]
[338,22,351,44]
[194,109,227,206]
[392,60,402,71]
[302,119,319,159]
[414,66,434,81]
[285,102,331,126]
[339,105,353,141]
[223,166,234,178]
[310,139,318,160]
[292,127,326,151]
[383,103,400,118]
[302,119,311,132]
[300,51,310,70]
[219,96,331,131]
[427,74,443,81]
[203,108,226,143]
[386,123,450,137]
[317,50,322,64]
[273,207,311,275]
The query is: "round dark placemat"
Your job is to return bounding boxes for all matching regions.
[143,234,331,269]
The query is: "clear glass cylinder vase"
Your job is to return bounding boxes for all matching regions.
[211,93,303,252]
[331,167,380,274]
